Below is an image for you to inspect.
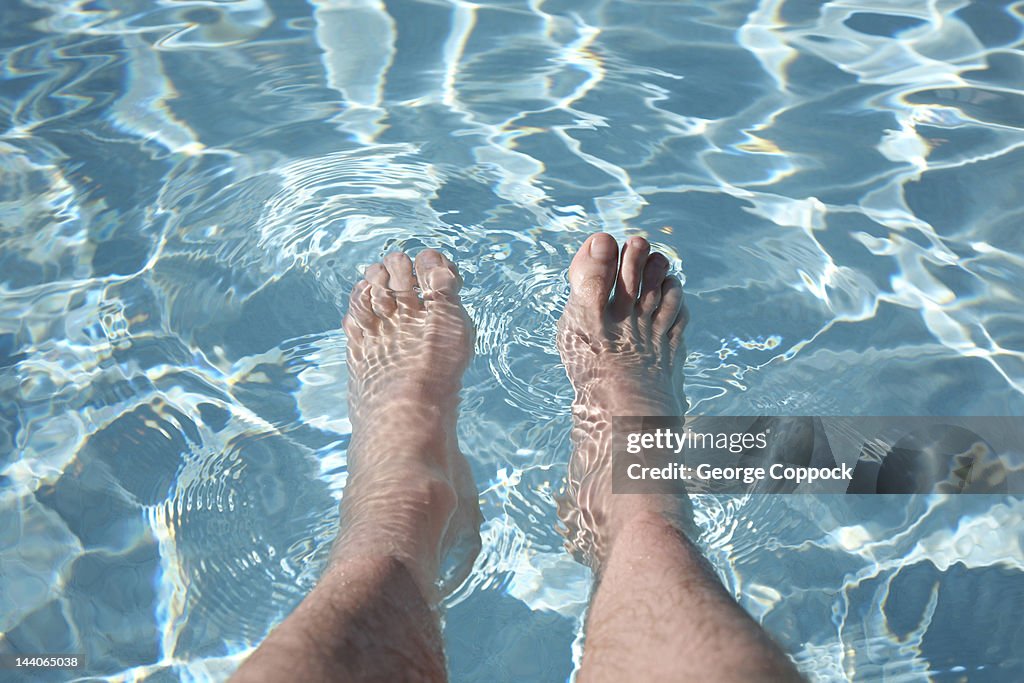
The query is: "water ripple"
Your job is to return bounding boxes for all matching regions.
[2,0,1023,680]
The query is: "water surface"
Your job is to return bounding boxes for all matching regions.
[2,0,1023,680]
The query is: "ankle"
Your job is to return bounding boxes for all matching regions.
[594,497,696,570]
[335,471,458,594]
[572,383,682,418]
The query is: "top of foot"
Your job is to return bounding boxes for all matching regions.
[343,248,474,407]
[557,232,688,416]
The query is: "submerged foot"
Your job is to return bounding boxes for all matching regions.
[339,249,482,598]
[557,233,689,568]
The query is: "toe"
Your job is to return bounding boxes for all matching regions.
[384,251,423,312]
[667,292,689,356]
[365,262,397,317]
[637,252,670,317]
[415,249,462,300]
[365,262,389,288]
[611,236,650,316]
[344,279,377,335]
[384,251,416,290]
[653,276,684,334]
[342,313,363,345]
[567,232,619,314]
[668,309,688,358]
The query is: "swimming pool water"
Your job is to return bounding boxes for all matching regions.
[1,0,1023,680]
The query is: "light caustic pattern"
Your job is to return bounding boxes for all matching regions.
[1,0,1023,680]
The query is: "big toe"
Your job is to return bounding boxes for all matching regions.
[415,249,462,300]
[567,232,619,313]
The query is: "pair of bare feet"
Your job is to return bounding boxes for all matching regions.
[234,233,802,683]
[340,232,688,593]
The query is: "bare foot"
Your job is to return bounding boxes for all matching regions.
[338,249,482,598]
[557,233,689,568]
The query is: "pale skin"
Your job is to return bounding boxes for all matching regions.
[232,234,803,682]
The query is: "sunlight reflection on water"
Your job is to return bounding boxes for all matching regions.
[1,0,1023,680]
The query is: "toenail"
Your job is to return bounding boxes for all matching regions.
[419,250,442,267]
[628,237,646,249]
[589,235,617,260]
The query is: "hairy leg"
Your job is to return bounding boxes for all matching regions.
[233,250,481,683]
[584,512,802,682]
[558,233,803,682]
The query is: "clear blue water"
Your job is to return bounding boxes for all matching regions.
[2,0,1023,680]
